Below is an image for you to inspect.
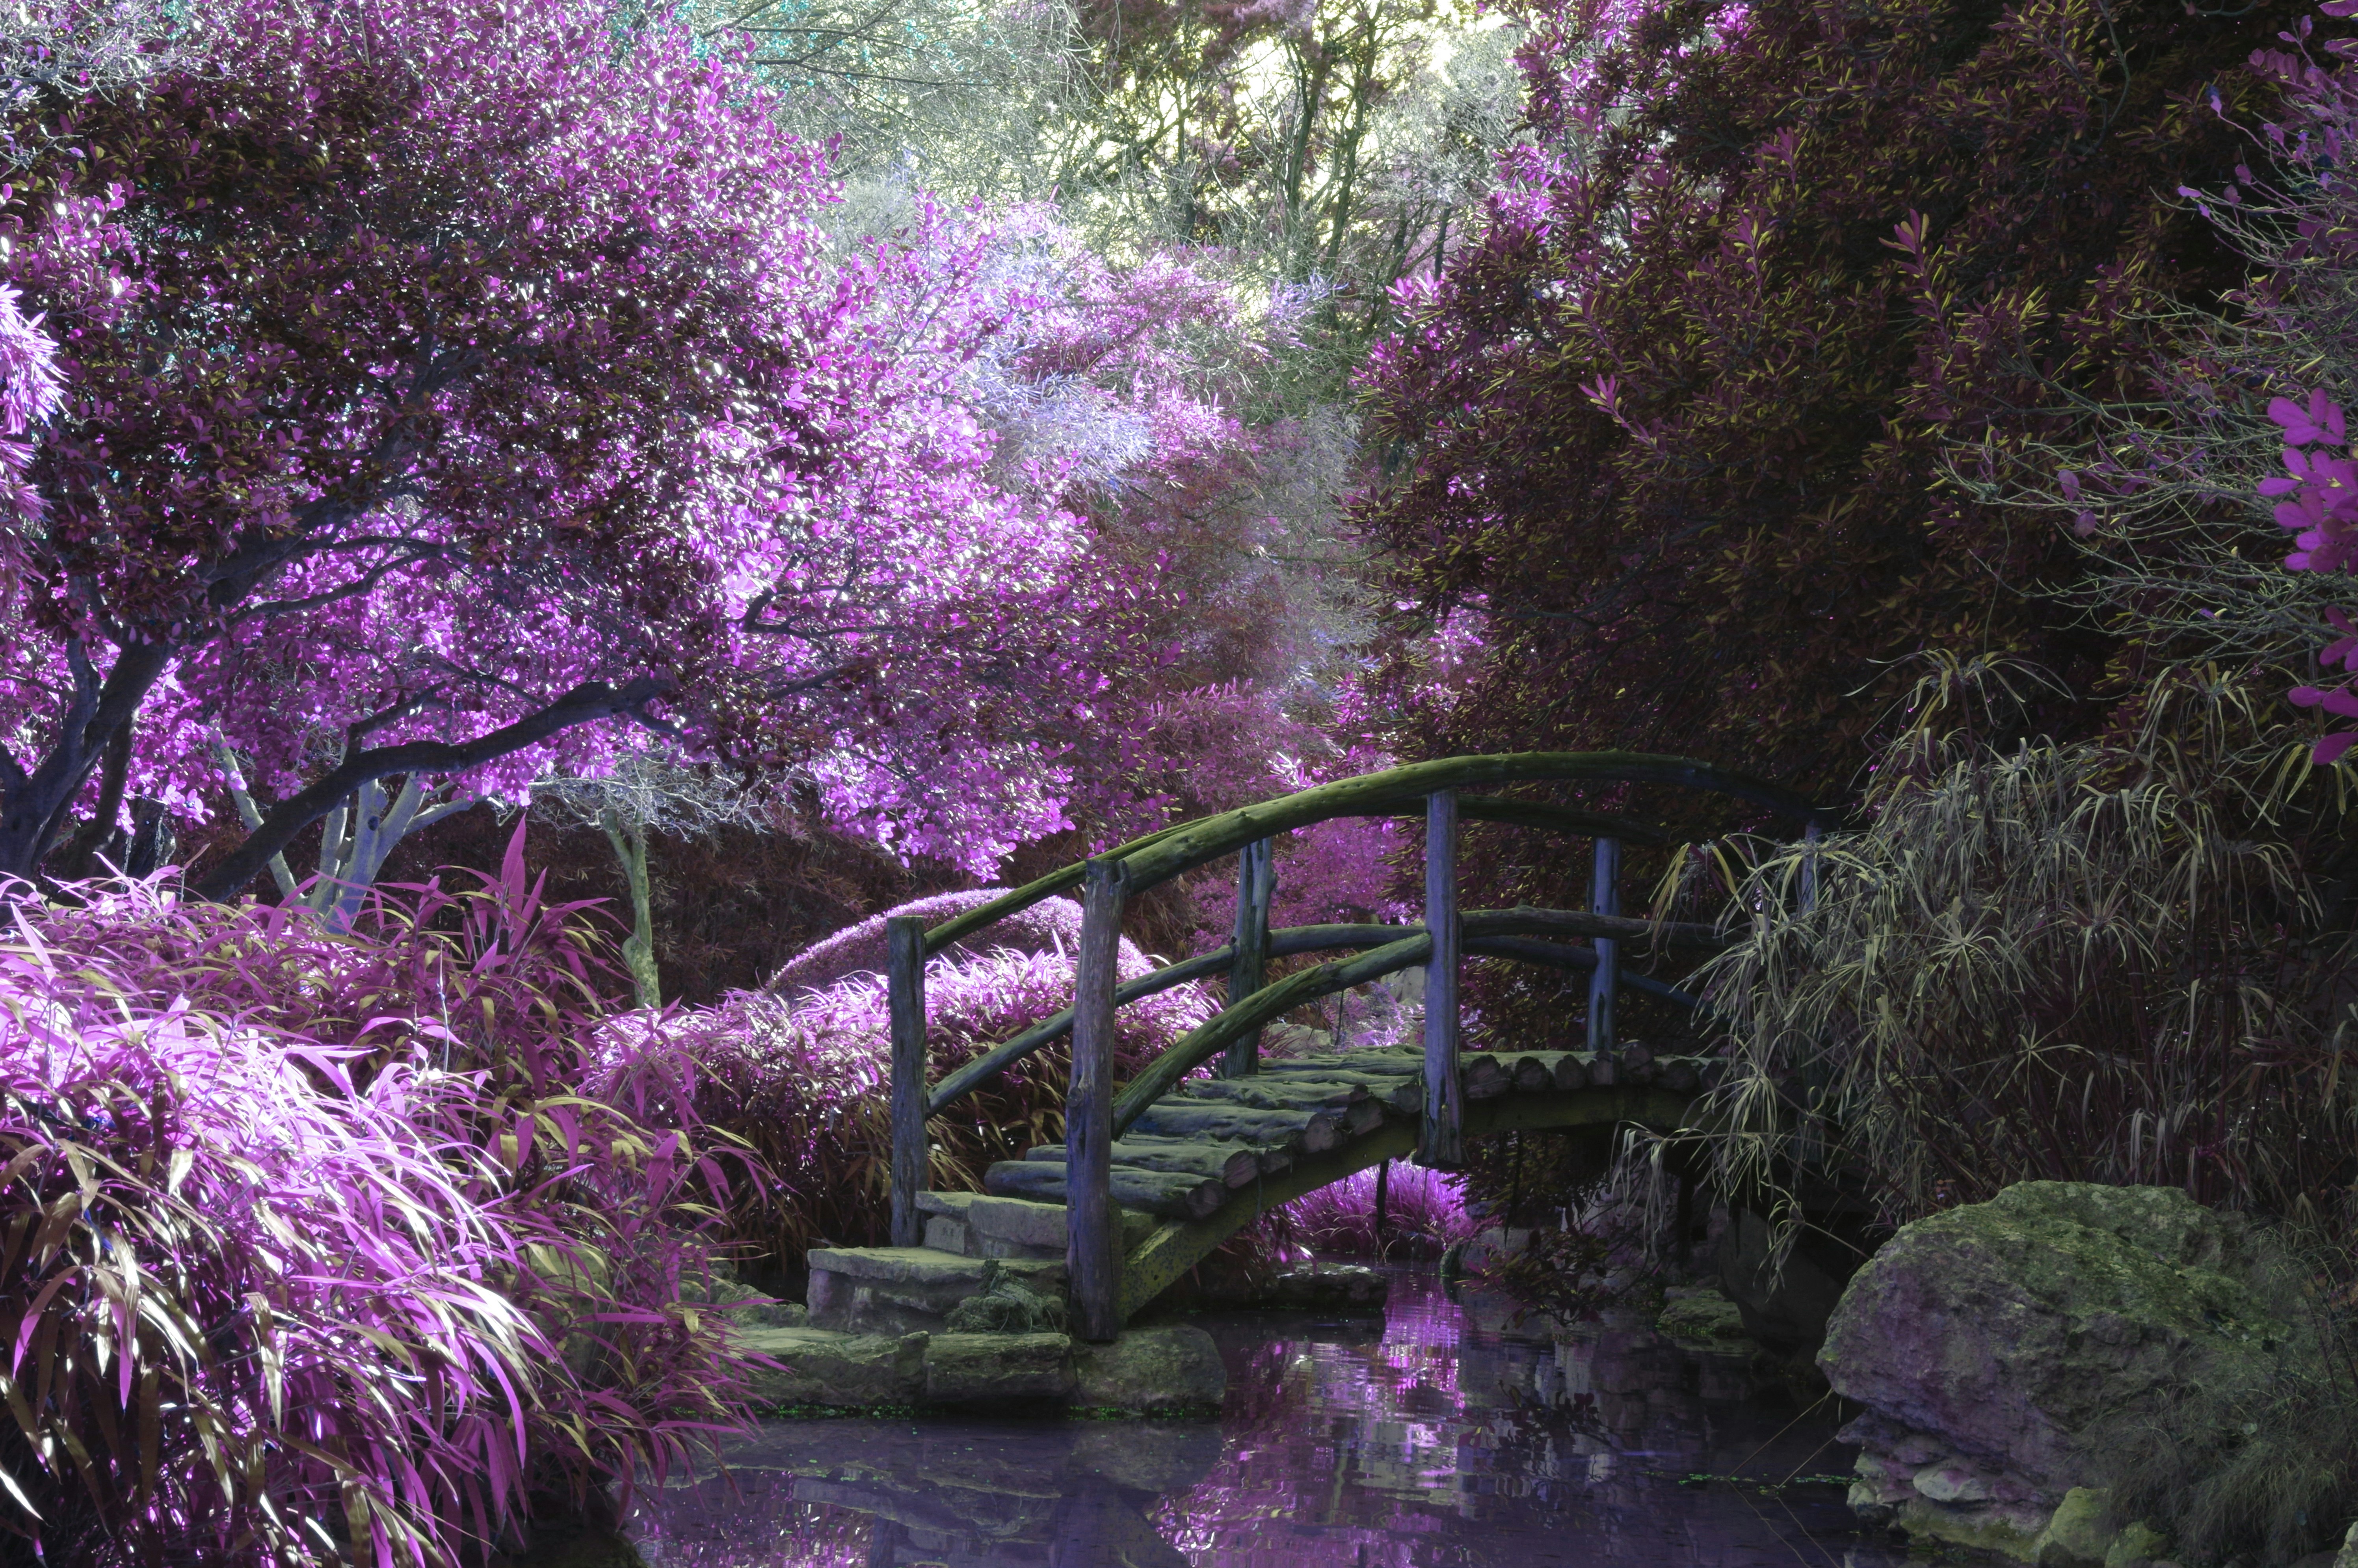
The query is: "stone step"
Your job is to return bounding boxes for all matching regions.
[805,1245,1068,1334]
[915,1190,1155,1259]
[731,1322,1225,1414]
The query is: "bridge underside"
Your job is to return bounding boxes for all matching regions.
[1116,1081,1703,1321]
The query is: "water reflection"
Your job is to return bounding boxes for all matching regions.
[629,1272,1903,1568]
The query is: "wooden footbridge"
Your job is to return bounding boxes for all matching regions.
[866,752,1833,1339]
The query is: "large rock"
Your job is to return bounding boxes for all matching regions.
[735,1326,928,1408]
[1820,1182,2311,1561]
[1074,1325,1226,1412]
[943,1257,1068,1333]
[806,1246,1066,1333]
[923,1331,1076,1403]
[1655,1287,1754,1350]
[1193,1262,1388,1311]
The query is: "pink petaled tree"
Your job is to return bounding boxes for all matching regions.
[0,0,1172,900]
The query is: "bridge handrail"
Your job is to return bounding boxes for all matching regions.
[917,781,1749,956]
[1110,935,1429,1133]
[1108,752,1830,898]
[925,906,1729,1115]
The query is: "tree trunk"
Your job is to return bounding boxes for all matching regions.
[601,809,661,1009]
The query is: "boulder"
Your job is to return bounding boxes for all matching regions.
[1197,1262,1388,1311]
[1074,1325,1227,1412]
[922,1332,1075,1403]
[2105,1521,2168,1568]
[1820,1181,2311,1561]
[1655,1288,1753,1349]
[735,1326,927,1408]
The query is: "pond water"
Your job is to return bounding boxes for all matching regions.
[627,1270,1906,1568]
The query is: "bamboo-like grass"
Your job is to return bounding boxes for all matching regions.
[1654,665,2358,1563]
[1677,667,2351,1247]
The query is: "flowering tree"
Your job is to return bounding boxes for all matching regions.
[0,0,1172,898]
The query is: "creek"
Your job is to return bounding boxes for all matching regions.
[627,1269,1901,1567]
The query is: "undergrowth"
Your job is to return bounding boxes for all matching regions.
[0,838,763,1566]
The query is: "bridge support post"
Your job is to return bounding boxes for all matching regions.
[886,915,928,1248]
[1068,855,1127,1341]
[1587,836,1620,1062]
[1420,789,1463,1168]
[1223,837,1274,1078]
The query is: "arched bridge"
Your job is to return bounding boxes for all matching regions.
[804,752,1834,1340]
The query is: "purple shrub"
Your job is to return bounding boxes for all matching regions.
[1282,1163,1475,1262]
[0,860,764,1565]
[604,942,1212,1266]
[764,889,1113,994]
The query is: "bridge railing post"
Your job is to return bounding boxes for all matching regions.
[1222,837,1274,1079]
[1068,855,1127,1341]
[1420,789,1463,1168]
[886,915,928,1248]
[1586,835,1620,1062]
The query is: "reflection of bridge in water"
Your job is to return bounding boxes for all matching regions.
[822,752,1836,1338]
[628,1273,1896,1568]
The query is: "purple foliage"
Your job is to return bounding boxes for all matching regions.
[0,283,57,526]
[1282,1163,1475,1261]
[0,0,1229,889]
[2261,391,2358,763]
[0,865,765,1565]
[766,889,1146,994]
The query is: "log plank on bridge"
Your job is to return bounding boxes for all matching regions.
[987,1159,1228,1220]
[1022,1139,1284,1187]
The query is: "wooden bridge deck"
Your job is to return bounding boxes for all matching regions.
[807,1044,1716,1332]
[987,1044,1715,1319]
[984,1045,1710,1221]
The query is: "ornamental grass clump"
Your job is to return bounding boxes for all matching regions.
[0,857,765,1566]
[0,963,547,1566]
[1681,671,2356,1256]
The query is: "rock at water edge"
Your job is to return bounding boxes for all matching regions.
[1819,1181,2313,1562]
[1074,1325,1226,1412]
[735,1326,927,1408]
[2034,1488,2116,1568]
[1655,1289,1753,1348]
[923,1332,1076,1403]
